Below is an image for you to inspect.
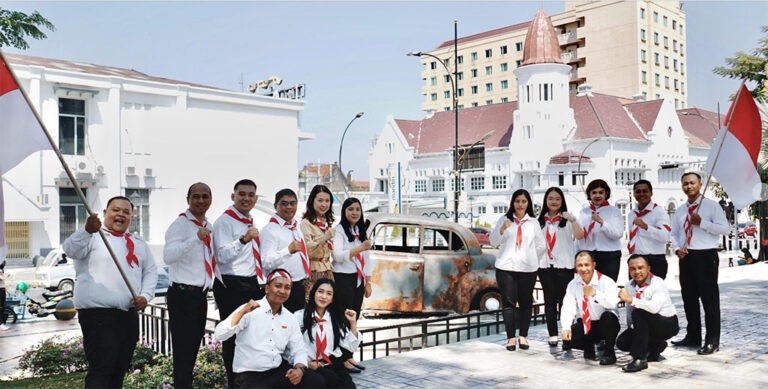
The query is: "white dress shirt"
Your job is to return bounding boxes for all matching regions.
[293,309,360,361]
[63,228,157,310]
[213,206,259,279]
[331,225,372,276]
[538,215,579,269]
[490,214,547,273]
[163,210,211,287]
[624,274,677,328]
[671,196,729,251]
[627,202,671,255]
[576,203,624,252]
[560,271,619,330]
[214,298,307,373]
[259,214,308,281]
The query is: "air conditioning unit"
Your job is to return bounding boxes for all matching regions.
[126,166,136,175]
[144,168,153,176]
[76,161,88,171]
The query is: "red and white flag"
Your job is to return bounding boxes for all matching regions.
[0,54,51,262]
[705,83,763,210]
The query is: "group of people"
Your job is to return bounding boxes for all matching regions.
[491,173,729,373]
[63,171,729,386]
[65,181,372,388]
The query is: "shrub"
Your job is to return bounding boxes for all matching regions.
[123,354,174,389]
[18,335,87,376]
[131,339,159,370]
[192,334,227,389]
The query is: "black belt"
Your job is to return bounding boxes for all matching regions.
[170,282,208,293]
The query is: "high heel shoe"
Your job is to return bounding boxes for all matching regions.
[518,339,530,350]
[349,361,366,370]
[506,340,516,351]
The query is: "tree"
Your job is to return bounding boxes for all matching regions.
[0,8,55,50]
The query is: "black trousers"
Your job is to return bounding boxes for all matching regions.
[679,248,720,344]
[617,311,679,358]
[167,284,208,388]
[213,275,265,388]
[234,360,325,388]
[564,311,620,351]
[283,280,306,313]
[538,267,574,337]
[313,355,356,388]
[643,254,669,280]
[591,250,621,282]
[78,308,138,389]
[334,272,365,360]
[496,269,537,338]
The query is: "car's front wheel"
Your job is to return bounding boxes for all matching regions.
[58,279,75,292]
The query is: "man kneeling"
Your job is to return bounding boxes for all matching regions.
[617,255,679,372]
[561,251,620,365]
[214,269,324,388]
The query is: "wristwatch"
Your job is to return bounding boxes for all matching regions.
[239,235,246,244]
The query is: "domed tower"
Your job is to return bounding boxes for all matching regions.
[511,9,575,188]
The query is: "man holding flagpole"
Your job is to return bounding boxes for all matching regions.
[63,196,157,388]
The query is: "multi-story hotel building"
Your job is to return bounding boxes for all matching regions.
[417,1,687,112]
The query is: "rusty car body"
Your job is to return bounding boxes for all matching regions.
[363,213,500,314]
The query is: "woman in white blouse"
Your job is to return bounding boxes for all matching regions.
[332,197,371,372]
[295,278,359,388]
[537,187,583,347]
[490,189,547,351]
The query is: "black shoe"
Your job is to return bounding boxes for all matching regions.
[697,343,719,355]
[350,361,366,370]
[562,341,572,351]
[506,344,516,351]
[647,342,667,362]
[583,346,597,361]
[671,337,701,347]
[518,340,530,350]
[622,358,648,373]
[599,350,617,366]
[548,340,559,347]
[346,366,362,374]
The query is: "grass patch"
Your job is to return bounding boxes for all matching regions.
[0,371,85,388]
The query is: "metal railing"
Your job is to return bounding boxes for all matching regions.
[138,302,218,355]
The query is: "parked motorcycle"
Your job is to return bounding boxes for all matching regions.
[16,282,77,320]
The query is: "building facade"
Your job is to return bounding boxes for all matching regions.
[370,8,713,228]
[418,0,687,113]
[3,54,310,258]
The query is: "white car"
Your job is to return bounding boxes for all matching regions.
[34,248,169,295]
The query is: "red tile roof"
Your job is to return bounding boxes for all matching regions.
[625,100,664,134]
[522,9,564,66]
[570,93,646,141]
[6,53,220,90]
[549,150,592,165]
[677,108,722,148]
[394,103,515,154]
[436,21,530,49]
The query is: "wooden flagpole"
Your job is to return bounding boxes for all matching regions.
[0,50,136,298]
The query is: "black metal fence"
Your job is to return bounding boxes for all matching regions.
[138,303,218,355]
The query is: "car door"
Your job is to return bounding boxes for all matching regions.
[365,223,424,312]
[421,227,472,312]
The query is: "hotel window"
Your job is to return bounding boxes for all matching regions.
[653,11,658,22]
[444,59,450,67]
[680,62,684,75]
[485,83,492,92]
[665,76,670,88]
[673,59,678,71]
[126,188,150,238]
[672,20,677,30]
[501,97,509,103]
[430,61,437,70]
[501,80,509,89]
[432,179,445,192]
[663,16,668,27]
[524,125,534,139]
[654,32,659,45]
[640,29,646,41]
[492,176,507,190]
[471,85,478,94]
[485,49,492,58]
[500,63,508,72]
[680,43,684,55]
[457,88,464,97]
[485,100,493,105]
[681,82,685,93]
[58,98,86,155]
[500,45,508,54]
[430,76,437,86]
[415,180,427,193]
[641,71,647,83]
[640,8,645,19]
[471,69,478,78]
[516,42,523,51]
[663,36,668,48]
[558,172,564,186]
[640,50,646,62]
[444,75,451,83]
[642,91,648,99]
[673,40,678,52]
[493,205,506,214]
[471,52,477,61]
[450,178,465,192]
[431,93,437,101]
[485,65,493,75]
[478,206,486,214]
[470,176,485,191]
[515,59,523,67]
[664,56,669,68]
[679,24,683,34]
[654,53,659,65]
[471,102,479,107]
[674,79,679,90]
[457,72,464,80]
[59,187,89,242]
[457,55,464,64]
[654,73,660,86]
[444,91,450,98]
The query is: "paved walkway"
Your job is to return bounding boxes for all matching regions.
[354,262,768,388]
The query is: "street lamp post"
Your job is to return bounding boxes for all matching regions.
[338,112,365,199]
[408,20,459,222]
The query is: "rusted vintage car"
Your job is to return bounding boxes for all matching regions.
[363,213,501,314]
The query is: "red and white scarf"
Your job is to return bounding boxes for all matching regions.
[584,201,609,240]
[313,314,332,364]
[270,216,310,278]
[315,221,334,251]
[683,198,700,247]
[627,204,655,254]
[543,214,561,260]
[513,216,528,250]
[352,227,366,287]
[224,209,264,283]
[103,229,139,269]
[581,271,602,334]
[179,211,222,289]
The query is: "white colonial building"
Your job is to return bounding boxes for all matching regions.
[368,9,718,227]
[2,54,312,258]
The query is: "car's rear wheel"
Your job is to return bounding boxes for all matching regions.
[58,279,74,292]
[474,289,502,311]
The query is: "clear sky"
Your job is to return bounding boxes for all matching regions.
[2,1,766,182]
